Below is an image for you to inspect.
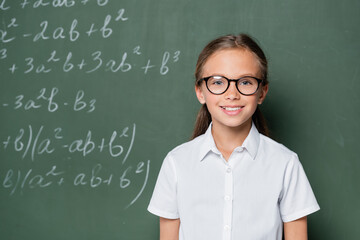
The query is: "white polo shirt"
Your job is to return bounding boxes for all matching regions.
[148,123,320,240]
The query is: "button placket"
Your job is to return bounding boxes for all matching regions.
[223,162,233,240]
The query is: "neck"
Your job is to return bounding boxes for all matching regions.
[211,120,252,159]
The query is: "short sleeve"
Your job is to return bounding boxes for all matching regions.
[279,154,320,222]
[147,153,179,219]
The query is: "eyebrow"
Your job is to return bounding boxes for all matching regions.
[206,73,259,78]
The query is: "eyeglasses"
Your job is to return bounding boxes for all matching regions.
[200,75,263,95]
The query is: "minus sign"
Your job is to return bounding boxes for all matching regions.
[23,33,32,37]
[2,104,9,106]
[63,145,68,148]
[63,103,68,106]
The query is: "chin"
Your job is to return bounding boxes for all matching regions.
[219,119,252,129]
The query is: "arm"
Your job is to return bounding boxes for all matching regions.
[160,217,180,240]
[284,216,308,240]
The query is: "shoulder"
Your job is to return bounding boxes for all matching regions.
[164,134,206,167]
[258,134,299,165]
[168,134,205,157]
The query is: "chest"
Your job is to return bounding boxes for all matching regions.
[181,156,284,197]
[176,154,284,214]
[176,154,286,239]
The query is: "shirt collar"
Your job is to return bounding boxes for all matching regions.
[242,122,260,160]
[198,122,260,161]
[198,123,220,161]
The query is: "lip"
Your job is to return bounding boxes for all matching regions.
[220,105,244,116]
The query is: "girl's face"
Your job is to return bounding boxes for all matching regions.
[195,48,268,131]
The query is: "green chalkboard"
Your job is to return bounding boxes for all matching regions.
[1,0,359,239]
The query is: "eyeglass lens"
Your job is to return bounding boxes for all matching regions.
[206,76,259,95]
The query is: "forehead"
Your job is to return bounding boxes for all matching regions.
[202,48,260,77]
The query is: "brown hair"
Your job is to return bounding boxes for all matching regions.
[191,33,269,139]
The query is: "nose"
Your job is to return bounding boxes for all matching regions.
[224,82,240,100]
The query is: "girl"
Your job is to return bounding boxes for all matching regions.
[148,34,320,240]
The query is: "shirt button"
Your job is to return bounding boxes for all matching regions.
[224,195,231,201]
[226,167,232,173]
[224,225,231,231]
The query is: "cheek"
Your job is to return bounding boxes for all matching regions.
[203,93,218,106]
[242,95,260,107]
[200,86,212,102]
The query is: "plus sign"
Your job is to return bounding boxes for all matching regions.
[3,136,10,149]
[81,0,89,5]
[98,138,105,152]
[58,178,64,185]
[20,0,30,8]
[9,64,17,73]
[86,24,97,37]
[141,60,155,74]
[77,59,86,70]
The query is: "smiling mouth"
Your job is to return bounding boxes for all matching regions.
[220,106,243,111]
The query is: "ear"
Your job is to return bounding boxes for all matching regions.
[195,85,206,104]
[257,84,269,105]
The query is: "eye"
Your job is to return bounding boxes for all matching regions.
[209,76,226,86]
[238,77,256,86]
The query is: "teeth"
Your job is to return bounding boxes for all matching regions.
[222,107,242,111]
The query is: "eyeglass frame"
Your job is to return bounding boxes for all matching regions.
[200,75,263,96]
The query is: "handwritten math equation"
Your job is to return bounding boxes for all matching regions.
[1,0,113,10]
[1,123,151,209]
[1,87,96,113]
[2,49,181,75]
[1,124,136,162]
[0,0,175,209]
[2,160,151,209]
[0,1,181,76]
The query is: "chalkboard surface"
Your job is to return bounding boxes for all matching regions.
[1,0,359,239]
